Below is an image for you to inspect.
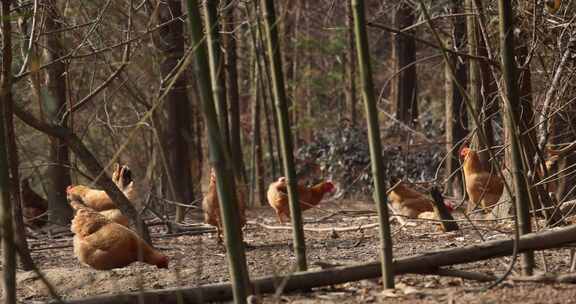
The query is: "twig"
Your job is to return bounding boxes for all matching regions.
[417,268,496,282]
[510,273,576,284]
[366,21,497,65]
[31,244,73,251]
[249,220,379,232]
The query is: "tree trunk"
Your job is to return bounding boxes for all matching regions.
[352,0,395,289]
[154,0,195,223]
[393,2,418,126]
[445,1,468,197]
[42,0,73,225]
[261,0,307,271]
[1,1,18,301]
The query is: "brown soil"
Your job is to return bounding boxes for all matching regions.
[6,200,576,303]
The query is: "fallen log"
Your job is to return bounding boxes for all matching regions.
[47,224,576,304]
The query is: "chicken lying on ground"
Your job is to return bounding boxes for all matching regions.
[460,147,504,212]
[67,164,135,210]
[66,184,118,211]
[98,209,129,227]
[202,169,246,243]
[267,177,336,224]
[112,163,133,190]
[66,164,135,226]
[70,200,168,270]
[21,178,48,228]
[387,181,453,226]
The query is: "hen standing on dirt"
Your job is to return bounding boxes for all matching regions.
[460,147,504,212]
[202,169,246,243]
[267,177,336,224]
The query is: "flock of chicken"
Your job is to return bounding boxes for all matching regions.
[19,145,522,271]
[202,169,336,241]
[387,146,504,224]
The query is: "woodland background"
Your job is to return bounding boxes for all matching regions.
[2,0,576,303]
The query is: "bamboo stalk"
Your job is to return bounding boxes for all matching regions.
[246,1,277,181]
[351,0,394,289]
[204,0,230,150]
[466,0,496,166]
[3,2,34,270]
[497,0,534,275]
[260,0,307,271]
[345,1,357,125]
[186,0,251,302]
[254,1,283,175]
[250,56,265,206]
[0,0,18,302]
[224,0,246,182]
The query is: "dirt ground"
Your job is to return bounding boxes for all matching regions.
[7,199,576,303]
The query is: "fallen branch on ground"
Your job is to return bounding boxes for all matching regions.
[248,220,380,232]
[420,268,496,282]
[49,223,576,304]
[510,273,576,283]
[312,261,495,282]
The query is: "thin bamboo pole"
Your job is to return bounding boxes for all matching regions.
[0,0,18,302]
[497,0,534,275]
[260,0,307,271]
[204,0,230,150]
[224,1,246,182]
[351,0,394,289]
[186,0,251,302]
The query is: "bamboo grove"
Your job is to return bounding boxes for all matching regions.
[2,0,576,303]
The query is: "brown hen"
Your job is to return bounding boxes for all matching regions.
[460,147,504,212]
[202,169,246,242]
[70,200,167,270]
[267,177,336,224]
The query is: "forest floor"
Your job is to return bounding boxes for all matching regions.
[9,199,576,304]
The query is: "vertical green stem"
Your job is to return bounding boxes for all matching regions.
[0,0,17,302]
[204,0,231,150]
[351,0,394,289]
[187,0,251,302]
[497,0,534,275]
[261,0,307,271]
